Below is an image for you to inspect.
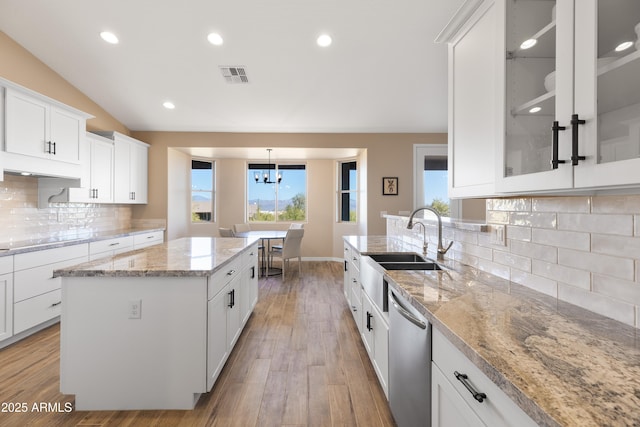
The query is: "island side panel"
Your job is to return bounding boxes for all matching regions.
[60,276,208,410]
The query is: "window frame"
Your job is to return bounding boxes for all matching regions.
[246,161,308,223]
[191,158,215,223]
[337,159,358,223]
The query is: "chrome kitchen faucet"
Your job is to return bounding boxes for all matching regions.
[407,206,453,261]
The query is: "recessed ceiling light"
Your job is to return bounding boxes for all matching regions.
[100,31,119,44]
[615,41,633,52]
[207,33,224,46]
[529,106,541,113]
[520,39,537,50]
[317,34,332,47]
[163,101,175,110]
[20,172,32,176]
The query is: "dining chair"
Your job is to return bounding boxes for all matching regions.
[218,227,235,237]
[289,223,304,229]
[268,228,304,279]
[233,223,251,234]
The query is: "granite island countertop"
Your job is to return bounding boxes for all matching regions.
[0,226,166,256]
[345,235,640,427]
[54,236,259,278]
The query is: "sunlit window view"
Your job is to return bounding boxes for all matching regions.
[423,156,450,217]
[191,160,214,222]
[339,161,357,222]
[247,163,306,222]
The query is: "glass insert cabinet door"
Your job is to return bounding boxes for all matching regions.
[499,0,640,192]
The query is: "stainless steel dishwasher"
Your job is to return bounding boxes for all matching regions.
[388,288,432,427]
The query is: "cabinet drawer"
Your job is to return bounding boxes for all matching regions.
[208,258,241,300]
[89,236,134,256]
[133,231,164,249]
[14,289,62,334]
[242,243,259,267]
[432,328,536,427]
[0,256,12,275]
[14,244,88,271]
[14,256,86,302]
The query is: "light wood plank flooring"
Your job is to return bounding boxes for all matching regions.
[0,261,396,427]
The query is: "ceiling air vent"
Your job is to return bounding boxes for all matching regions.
[219,66,249,84]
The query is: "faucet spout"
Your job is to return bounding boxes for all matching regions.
[407,206,453,261]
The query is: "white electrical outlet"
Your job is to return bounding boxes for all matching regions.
[491,225,507,246]
[129,300,142,319]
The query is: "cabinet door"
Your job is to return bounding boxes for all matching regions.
[90,138,114,202]
[448,0,501,197]
[361,294,375,358]
[573,0,640,188]
[0,273,13,342]
[227,277,242,350]
[5,88,49,159]
[497,0,576,193]
[130,143,148,203]
[49,106,82,164]
[113,139,131,203]
[240,260,258,325]
[432,363,486,427]
[207,286,229,391]
[372,304,389,395]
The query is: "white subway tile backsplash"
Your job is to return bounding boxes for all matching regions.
[592,274,640,305]
[591,234,640,258]
[493,250,532,272]
[510,212,557,229]
[558,283,635,326]
[510,269,558,297]
[558,213,632,236]
[507,240,557,263]
[386,194,640,328]
[532,228,590,251]
[558,248,634,281]
[592,195,640,214]
[532,196,591,213]
[532,260,591,290]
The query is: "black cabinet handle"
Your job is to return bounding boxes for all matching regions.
[52,141,56,155]
[251,266,255,279]
[570,114,586,166]
[51,301,62,307]
[366,312,373,331]
[228,290,235,308]
[454,371,487,403]
[344,260,348,272]
[551,121,567,169]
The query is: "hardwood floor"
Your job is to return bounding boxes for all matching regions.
[0,261,396,427]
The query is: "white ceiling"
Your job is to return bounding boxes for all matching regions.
[0,0,463,134]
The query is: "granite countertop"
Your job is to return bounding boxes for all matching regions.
[345,235,640,427]
[54,237,258,278]
[0,227,166,257]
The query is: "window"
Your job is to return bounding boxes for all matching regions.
[413,145,459,218]
[191,159,214,222]
[338,160,357,222]
[247,163,307,222]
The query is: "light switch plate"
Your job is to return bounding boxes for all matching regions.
[129,299,142,319]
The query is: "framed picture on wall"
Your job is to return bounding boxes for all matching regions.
[382,177,398,195]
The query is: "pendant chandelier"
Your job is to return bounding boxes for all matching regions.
[254,149,282,184]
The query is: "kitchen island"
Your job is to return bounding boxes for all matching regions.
[54,237,259,411]
[345,235,640,427]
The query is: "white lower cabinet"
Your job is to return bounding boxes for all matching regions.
[207,284,231,391]
[13,244,88,334]
[432,328,537,427]
[89,236,134,261]
[240,244,259,325]
[361,291,389,398]
[0,256,13,343]
[133,231,164,250]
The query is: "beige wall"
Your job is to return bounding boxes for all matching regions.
[0,31,128,135]
[132,131,447,257]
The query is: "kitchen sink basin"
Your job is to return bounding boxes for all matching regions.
[368,253,426,263]
[378,262,442,271]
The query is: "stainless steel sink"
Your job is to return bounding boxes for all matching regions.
[368,253,426,263]
[378,262,442,271]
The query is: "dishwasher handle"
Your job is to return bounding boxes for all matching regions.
[390,291,426,329]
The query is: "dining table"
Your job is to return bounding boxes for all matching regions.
[235,230,287,277]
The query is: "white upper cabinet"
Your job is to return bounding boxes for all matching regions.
[1,78,92,179]
[441,0,640,196]
[499,0,640,192]
[87,133,114,203]
[438,0,501,198]
[93,131,149,204]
